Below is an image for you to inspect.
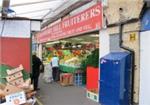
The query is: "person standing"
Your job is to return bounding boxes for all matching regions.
[51,54,59,82]
[32,54,42,90]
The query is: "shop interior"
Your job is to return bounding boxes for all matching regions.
[42,32,99,102]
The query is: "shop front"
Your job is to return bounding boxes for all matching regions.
[36,2,102,102]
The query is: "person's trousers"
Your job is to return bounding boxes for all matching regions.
[31,74,39,90]
[52,67,59,81]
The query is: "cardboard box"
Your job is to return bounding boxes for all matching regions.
[7,65,23,75]
[3,84,23,95]
[60,73,73,86]
[6,72,23,82]
[11,78,24,86]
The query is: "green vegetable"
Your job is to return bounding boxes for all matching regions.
[80,48,99,71]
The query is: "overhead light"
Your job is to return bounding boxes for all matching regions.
[89,34,99,37]
[60,40,68,43]
[46,41,60,45]
[73,38,83,41]
[77,45,82,48]
[72,45,76,48]
[81,42,91,44]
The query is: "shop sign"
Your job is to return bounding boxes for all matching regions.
[129,33,136,42]
[5,91,26,105]
[37,3,102,43]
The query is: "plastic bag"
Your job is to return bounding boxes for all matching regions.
[42,63,53,83]
[40,63,44,73]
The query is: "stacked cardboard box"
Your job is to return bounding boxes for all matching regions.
[60,73,73,86]
[6,65,24,86]
[0,65,36,105]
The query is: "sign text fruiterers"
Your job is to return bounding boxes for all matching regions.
[37,3,102,43]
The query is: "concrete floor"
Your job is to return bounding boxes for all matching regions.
[36,75,100,105]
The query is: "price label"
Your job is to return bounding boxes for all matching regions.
[5,91,26,105]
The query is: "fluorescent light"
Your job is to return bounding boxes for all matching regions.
[60,40,68,43]
[81,42,91,44]
[46,41,60,45]
[73,38,83,41]
[89,34,99,37]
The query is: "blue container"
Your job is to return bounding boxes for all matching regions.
[141,9,150,31]
[74,73,82,86]
[99,52,131,105]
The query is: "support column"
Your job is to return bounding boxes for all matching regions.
[99,29,110,58]
[38,44,42,60]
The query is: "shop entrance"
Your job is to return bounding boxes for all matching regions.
[39,32,100,104]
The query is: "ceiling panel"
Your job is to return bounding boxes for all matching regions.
[16,10,50,19]
[7,0,69,19]
[1,0,92,27]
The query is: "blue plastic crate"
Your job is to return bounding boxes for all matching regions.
[74,73,83,86]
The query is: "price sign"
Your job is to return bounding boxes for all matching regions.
[5,91,26,105]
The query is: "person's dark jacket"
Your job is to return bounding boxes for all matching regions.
[32,55,42,77]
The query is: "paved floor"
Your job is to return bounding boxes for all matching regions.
[36,75,100,105]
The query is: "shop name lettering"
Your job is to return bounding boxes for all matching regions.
[62,5,101,28]
[51,5,101,32]
[37,4,101,42]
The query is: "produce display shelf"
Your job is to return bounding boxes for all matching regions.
[59,64,80,73]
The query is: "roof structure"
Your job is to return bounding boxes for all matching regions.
[0,0,92,27]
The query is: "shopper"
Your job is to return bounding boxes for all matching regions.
[51,54,60,82]
[32,54,42,91]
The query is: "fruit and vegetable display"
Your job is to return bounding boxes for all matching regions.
[43,42,99,70]
[80,49,99,71]
[42,44,99,86]
[43,48,89,67]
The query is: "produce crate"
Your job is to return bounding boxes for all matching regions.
[0,65,30,84]
[74,72,82,86]
[86,89,99,102]
[82,73,86,85]
[60,73,73,86]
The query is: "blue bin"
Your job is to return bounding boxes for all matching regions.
[99,52,132,105]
